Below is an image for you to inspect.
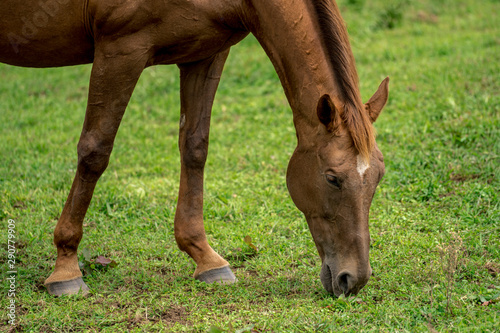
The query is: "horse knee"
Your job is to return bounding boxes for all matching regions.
[77,136,113,182]
[182,134,208,169]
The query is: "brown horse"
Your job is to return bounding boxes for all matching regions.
[1,0,389,297]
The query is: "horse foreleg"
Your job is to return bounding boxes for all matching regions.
[44,43,148,296]
[175,50,236,284]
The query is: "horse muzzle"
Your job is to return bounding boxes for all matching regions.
[320,261,372,296]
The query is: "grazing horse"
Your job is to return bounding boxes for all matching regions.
[0,0,389,297]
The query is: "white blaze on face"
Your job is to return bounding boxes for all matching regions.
[356,155,370,177]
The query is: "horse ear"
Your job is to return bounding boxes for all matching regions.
[366,77,389,123]
[317,94,341,132]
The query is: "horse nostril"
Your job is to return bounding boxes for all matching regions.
[337,272,355,295]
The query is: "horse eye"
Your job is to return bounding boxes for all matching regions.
[325,174,341,188]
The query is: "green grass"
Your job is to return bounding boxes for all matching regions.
[1,0,499,331]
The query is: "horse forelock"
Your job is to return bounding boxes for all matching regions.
[311,0,375,161]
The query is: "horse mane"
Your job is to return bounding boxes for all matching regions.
[311,0,375,160]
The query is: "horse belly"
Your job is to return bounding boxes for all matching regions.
[0,0,94,68]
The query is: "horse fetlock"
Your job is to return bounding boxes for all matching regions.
[192,250,230,277]
[45,253,81,285]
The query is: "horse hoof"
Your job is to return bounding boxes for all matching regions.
[45,277,90,297]
[195,266,237,284]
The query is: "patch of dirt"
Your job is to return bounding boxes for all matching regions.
[161,305,191,326]
[82,221,96,228]
[439,191,456,198]
[123,305,191,329]
[407,84,417,91]
[247,328,272,333]
[5,324,34,333]
[450,173,480,182]
[235,268,272,281]
[485,262,500,277]
[246,269,259,277]
[35,281,47,292]
[127,317,146,330]
[13,201,27,210]
[426,322,439,333]
[16,240,28,250]
[157,266,178,280]
[415,11,439,24]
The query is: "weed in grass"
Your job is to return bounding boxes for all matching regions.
[421,232,478,324]
[375,0,409,30]
[78,247,117,276]
[437,232,465,316]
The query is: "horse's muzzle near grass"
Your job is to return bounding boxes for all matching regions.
[0,0,389,297]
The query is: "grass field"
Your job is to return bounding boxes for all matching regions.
[1,0,499,331]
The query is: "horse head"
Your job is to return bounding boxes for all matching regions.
[286,78,389,296]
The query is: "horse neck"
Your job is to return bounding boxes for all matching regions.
[246,0,354,137]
